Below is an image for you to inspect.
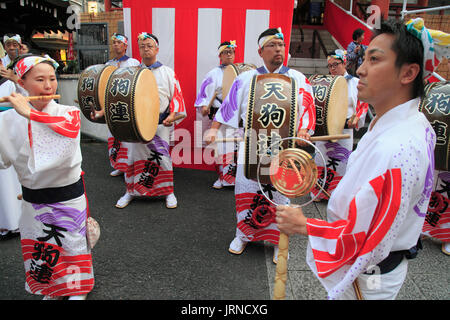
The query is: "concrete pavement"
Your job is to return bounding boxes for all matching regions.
[0,139,448,300]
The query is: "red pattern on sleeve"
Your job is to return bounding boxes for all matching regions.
[29,109,81,139]
[306,168,402,278]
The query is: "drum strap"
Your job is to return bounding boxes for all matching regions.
[158,107,170,124]
[141,61,163,70]
[0,76,8,86]
[256,65,290,75]
[116,55,130,62]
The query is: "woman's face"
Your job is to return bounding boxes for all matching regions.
[19,63,57,110]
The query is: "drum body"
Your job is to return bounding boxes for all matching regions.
[222,63,256,99]
[105,66,160,143]
[244,74,298,184]
[308,75,348,141]
[419,81,450,171]
[78,64,117,123]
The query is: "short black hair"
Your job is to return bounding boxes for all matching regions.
[258,28,279,42]
[352,28,365,41]
[372,19,424,98]
[145,33,159,45]
[218,41,232,49]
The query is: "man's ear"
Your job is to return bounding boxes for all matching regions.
[258,47,263,58]
[17,78,25,89]
[400,63,420,86]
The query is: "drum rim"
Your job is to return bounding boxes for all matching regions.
[419,80,450,171]
[309,74,347,137]
[104,66,143,142]
[244,73,297,182]
[325,75,347,137]
[78,64,117,123]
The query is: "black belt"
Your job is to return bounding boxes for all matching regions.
[364,239,422,275]
[21,178,84,204]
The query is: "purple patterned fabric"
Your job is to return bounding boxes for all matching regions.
[217,78,241,123]
[195,76,213,105]
[414,128,436,217]
[147,134,170,157]
[325,142,351,162]
[438,171,450,182]
[33,203,87,235]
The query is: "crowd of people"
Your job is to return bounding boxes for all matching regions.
[0,17,448,301]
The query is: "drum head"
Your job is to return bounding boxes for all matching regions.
[326,76,348,137]
[98,65,117,111]
[222,63,256,99]
[134,68,160,142]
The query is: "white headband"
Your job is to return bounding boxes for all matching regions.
[258,28,284,48]
[3,34,21,44]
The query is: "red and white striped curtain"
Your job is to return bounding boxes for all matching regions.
[122,0,295,169]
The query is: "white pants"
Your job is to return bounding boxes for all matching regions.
[338,258,408,300]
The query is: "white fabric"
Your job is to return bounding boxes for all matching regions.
[105,55,140,68]
[196,8,222,93]
[338,258,408,300]
[306,98,435,299]
[152,7,175,69]
[0,101,82,189]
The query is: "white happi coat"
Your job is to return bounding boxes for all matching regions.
[195,65,238,184]
[214,64,315,244]
[312,73,369,200]
[0,100,94,296]
[105,55,140,172]
[305,98,435,299]
[125,62,186,197]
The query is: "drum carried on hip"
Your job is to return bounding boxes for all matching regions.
[419,80,450,171]
[77,64,117,123]
[104,66,160,143]
[244,73,298,184]
[222,63,256,99]
[308,74,348,141]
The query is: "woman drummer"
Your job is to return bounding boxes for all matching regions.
[0,55,95,300]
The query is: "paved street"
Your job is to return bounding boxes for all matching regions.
[0,140,448,300]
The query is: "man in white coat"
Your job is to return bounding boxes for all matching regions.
[276,19,436,299]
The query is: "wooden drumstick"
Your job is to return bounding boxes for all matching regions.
[315,181,331,199]
[213,134,351,144]
[309,134,350,141]
[273,157,304,300]
[212,137,243,143]
[203,92,217,116]
[274,232,289,300]
[163,113,186,125]
[0,94,61,103]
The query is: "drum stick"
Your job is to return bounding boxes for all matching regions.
[0,95,61,103]
[315,181,331,199]
[273,232,289,300]
[310,134,350,141]
[163,114,186,125]
[212,137,243,144]
[214,134,351,144]
[204,92,217,115]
